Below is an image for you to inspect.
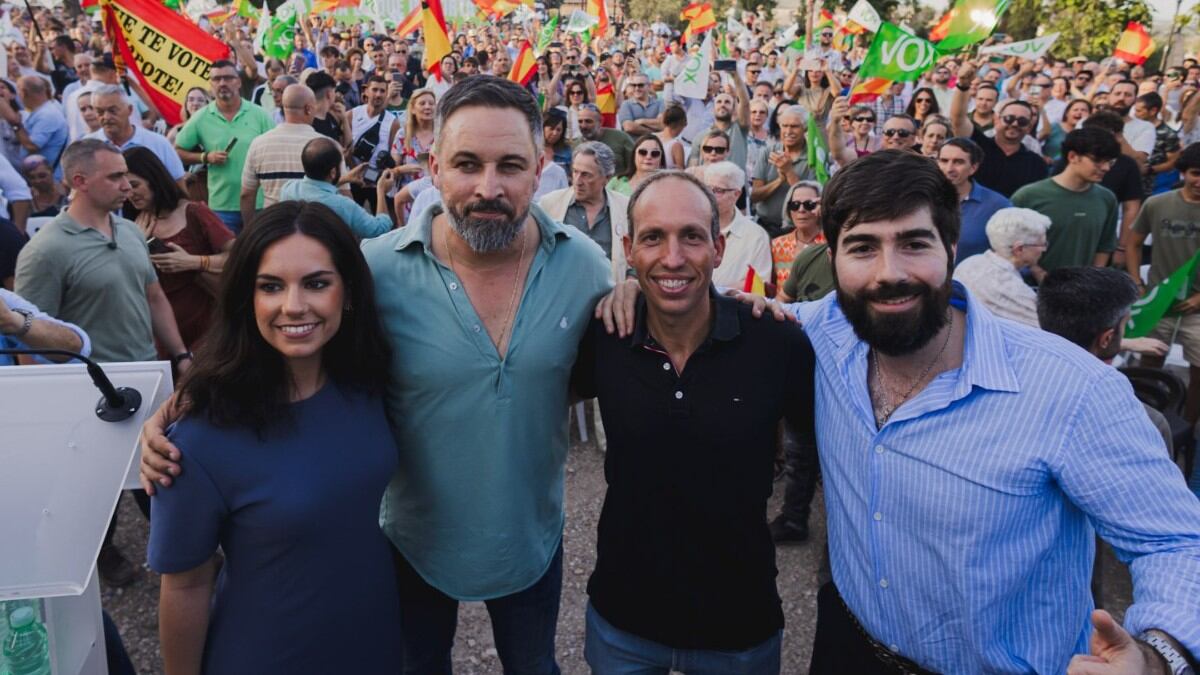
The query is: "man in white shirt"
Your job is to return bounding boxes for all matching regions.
[1108,79,1155,168]
[706,161,770,288]
[84,85,185,183]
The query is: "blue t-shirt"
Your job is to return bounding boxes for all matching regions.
[148,384,401,674]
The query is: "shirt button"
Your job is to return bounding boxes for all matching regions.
[890,644,900,652]
[674,390,683,400]
[873,512,882,521]
[449,282,458,290]
[473,325,481,333]
[662,362,671,371]
[875,445,885,454]
[879,578,889,588]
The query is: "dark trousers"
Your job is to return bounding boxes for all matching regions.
[810,582,939,675]
[352,183,378,213]
[102,490,150,549]
[779,419,819,527]
[393,543,563,675]
[102,610,137,675]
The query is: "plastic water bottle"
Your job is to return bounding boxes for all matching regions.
[2,607,50,675]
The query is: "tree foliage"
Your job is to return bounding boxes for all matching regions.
[997,0,1041,40]
[1040,0,1151,59]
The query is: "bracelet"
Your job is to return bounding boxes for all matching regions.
[201,151,208,164]
[170,351,193,367]
[200,255,210,272]
[956,83,971,92]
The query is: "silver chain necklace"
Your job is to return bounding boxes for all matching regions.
[871,310,954,428]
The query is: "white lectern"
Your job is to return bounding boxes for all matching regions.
[0,361,173,675]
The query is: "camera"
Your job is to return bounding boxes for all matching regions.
[362,151,397,185]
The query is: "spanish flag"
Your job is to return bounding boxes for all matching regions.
[743,266,766,296]
[100,0,230,126]
[508,40,536,85]
[311,0,359,13]
[1113,21,1154,65]
[586,0,608,36]
[849,76,891,104]
[928,8,954,42]
[421,0,452,76]
[396,4,421,37]
[680,2,716,42]
[595,81,616,127]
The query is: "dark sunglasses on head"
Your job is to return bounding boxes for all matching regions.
[636,147,662,158]
[788,199,820,212]
[882,128,913,138]
[702,144,728,153]
[1002,114,1032,128]
[851,115,875,123]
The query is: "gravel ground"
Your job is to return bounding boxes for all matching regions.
[102,430,1134,675]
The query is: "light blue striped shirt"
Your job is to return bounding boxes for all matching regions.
[792,285,1200,673]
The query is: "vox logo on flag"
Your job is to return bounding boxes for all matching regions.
[861,23,936,81]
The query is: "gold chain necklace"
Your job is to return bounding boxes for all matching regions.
[444,222,529,360]
[871,310,954,427]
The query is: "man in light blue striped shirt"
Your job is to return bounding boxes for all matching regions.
[788,151,1200,674]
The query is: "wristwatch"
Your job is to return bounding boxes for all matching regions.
[1140,632,1196,675]
[8,307,33,338]
[169,351,194,367]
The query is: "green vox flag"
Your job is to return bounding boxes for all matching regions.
[859,23,938,83]
[1126,250,1200,338]
[806,112,831,185]
[263,14,296,61]
[536,15,558,54]
[934,0,1010,53]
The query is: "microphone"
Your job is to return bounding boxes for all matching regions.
[107,240,117,250]
[0,349,142,422]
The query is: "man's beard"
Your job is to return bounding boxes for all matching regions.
[446,198,528,253]
[715,110,731,122]
[835,264,953,357]
[1111,103,1132,117]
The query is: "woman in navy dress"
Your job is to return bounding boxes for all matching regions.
[148,201,401,674]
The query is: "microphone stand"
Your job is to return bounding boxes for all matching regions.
[0,349,142,422]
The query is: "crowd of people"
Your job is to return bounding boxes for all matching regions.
[1,2,1200,674]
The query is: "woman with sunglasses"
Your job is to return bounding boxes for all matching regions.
[773,181,827,303]
[906,87,941,126]
[844,104,879,158]
[608,134,665,196]
[149,201,400,674]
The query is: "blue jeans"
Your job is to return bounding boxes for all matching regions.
[213,210,243,234]
[585,602,782,675]
[393,543,562,675]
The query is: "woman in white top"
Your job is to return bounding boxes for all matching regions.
[952,207,1049,327]
[426,55,457,99]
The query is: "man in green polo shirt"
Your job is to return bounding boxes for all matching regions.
[174,59,273,234]
[1012,127,1120,280]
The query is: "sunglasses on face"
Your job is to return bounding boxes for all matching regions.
[915,97,933,104]
[788,199,820,212]
[569,89,584,95]
[748,69,761,74]
[882,128,913,138]
[701,145,728,153]
[636,147,662,158]
[630,82,646,88]
[821,32,833,38]
[1002,114,1032,127]
[852,116,875,123]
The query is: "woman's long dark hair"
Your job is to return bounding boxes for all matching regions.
[617,134,665,180]
[905,87,941,119]
[122,146,185,221]
[178,201,392,436]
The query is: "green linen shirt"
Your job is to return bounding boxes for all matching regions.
[14,212,157,362]
[361,203,612,600]
[175,99,273,212]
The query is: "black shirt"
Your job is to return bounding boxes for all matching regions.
[971,126,1049,198]
[312,113,343,143]
[571,292,817,651]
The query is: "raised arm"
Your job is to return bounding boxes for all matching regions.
[951,60,976,138]
[826,96,857,168]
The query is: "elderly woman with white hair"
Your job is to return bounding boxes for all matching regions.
[706,160,772,289]
[953,207,1049,327]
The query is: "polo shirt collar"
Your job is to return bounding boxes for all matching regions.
[298,177,338,195]
[395,201,573,256]
[55,211,122,237]
[630,287,741,350]
[203,98,249,120]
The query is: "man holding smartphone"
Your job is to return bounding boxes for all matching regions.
[174,60,273,233]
